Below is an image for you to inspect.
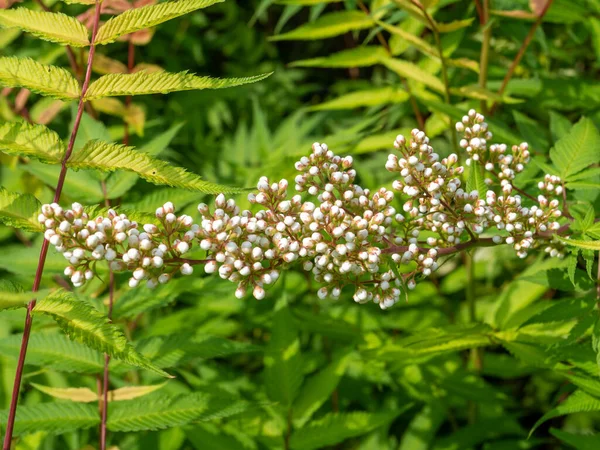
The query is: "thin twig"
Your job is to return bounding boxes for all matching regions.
[489,0,554,115]
[358,0,425,130]
[1,2,103,448]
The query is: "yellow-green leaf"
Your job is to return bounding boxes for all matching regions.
[0,57,80,100]
[84,71,271,99]
[554,235,600,251]
[309,87,409,111]
[32,384,98,403]
[0,8,89,47]
[290,46,388,68]
[270,11,374,41]
[0,121,64,163]
[95,0,224,45]
[382,57,444,93]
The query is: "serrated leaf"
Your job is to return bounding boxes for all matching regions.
[112,282,180,319]
[0,331,104,373]
[106,392,247,431]
[0,57,80,100]
[530,390,600,436]
[0,186,43,232]
[95,0,224,45]
[67,139,241,193]
[85,70,271,99]
[309,87,409,111]
[270,11,374,41]
[0,280,47,311]
[523,296,596,326]
[0,121,64,163]
[33,290,171,378]
[382,57,445,93]
[264,297,304,407]
[0,8,89,46]
[550,118,600,181]
[31,384,98,402]
[290,410,402,450]
[290,46,388,68]
[0,402,99,436]
[554,235,600,251]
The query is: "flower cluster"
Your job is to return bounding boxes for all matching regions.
[41,110,568,308]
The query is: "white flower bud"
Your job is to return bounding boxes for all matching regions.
[181,263,193,275]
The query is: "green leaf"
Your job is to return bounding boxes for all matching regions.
[112,282,181,319]
[95,0,224,45]
[275,0,342,4]
[0,57,80,100]
[106,392,249,431]
[264,297,304,407]
[309,87,409,111]
[550,428,600,450]
[376,20,437,57]
[270,11,374,41]
[523,296,596,326]
[0,402,99,436]
[0,186,43,232]
[84,70,271,99]
[0,331,104,373]
[290,46,388,68]
[436,18,475,32]
[0,8,89,47]
[0,280,44,311]
[67,140,242,193]
[549,111,572,142]
[32,290,171,378]
[466,160,487,197]
[382,57,445,93]
[292,351,353,428]
[554,235,600,251]
[550,117,600,180]
[290,410,402,450]
[530,390,600,436]
[0,121,64,163]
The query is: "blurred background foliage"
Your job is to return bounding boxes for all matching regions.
[1,0,600,449]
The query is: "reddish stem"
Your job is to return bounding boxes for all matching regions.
[489,0,554,115]
[1,2,102,448]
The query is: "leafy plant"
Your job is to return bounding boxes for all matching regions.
[0,0,599,449]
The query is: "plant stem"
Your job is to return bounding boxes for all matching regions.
[99,268,114,450]
[1,2,102,448]
[489,0,554,115]
[478,0,491,114]
[465,251,482,424]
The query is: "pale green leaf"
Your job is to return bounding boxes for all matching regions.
[0,8,89,47]
[0,121,64,163]
[290,46,388,68]
[0,402,99,436]
[85,70,271,99]
[108,383,167,401]
[0,57,80,100]
[466,160,487,197]
[31,384,98,402]
[275,0,342,4]
[33,290,172,378]
[550,118,600,180]
[270,11,374,41]
[382,57,445,93]
[67,139,242,193]
[309,87,409,111]
[0,186,43,232]
[436,18,474,33]
[554,235,600,251]
[96,0,224,45]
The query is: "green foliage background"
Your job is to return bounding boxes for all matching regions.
[0,0,600,449]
